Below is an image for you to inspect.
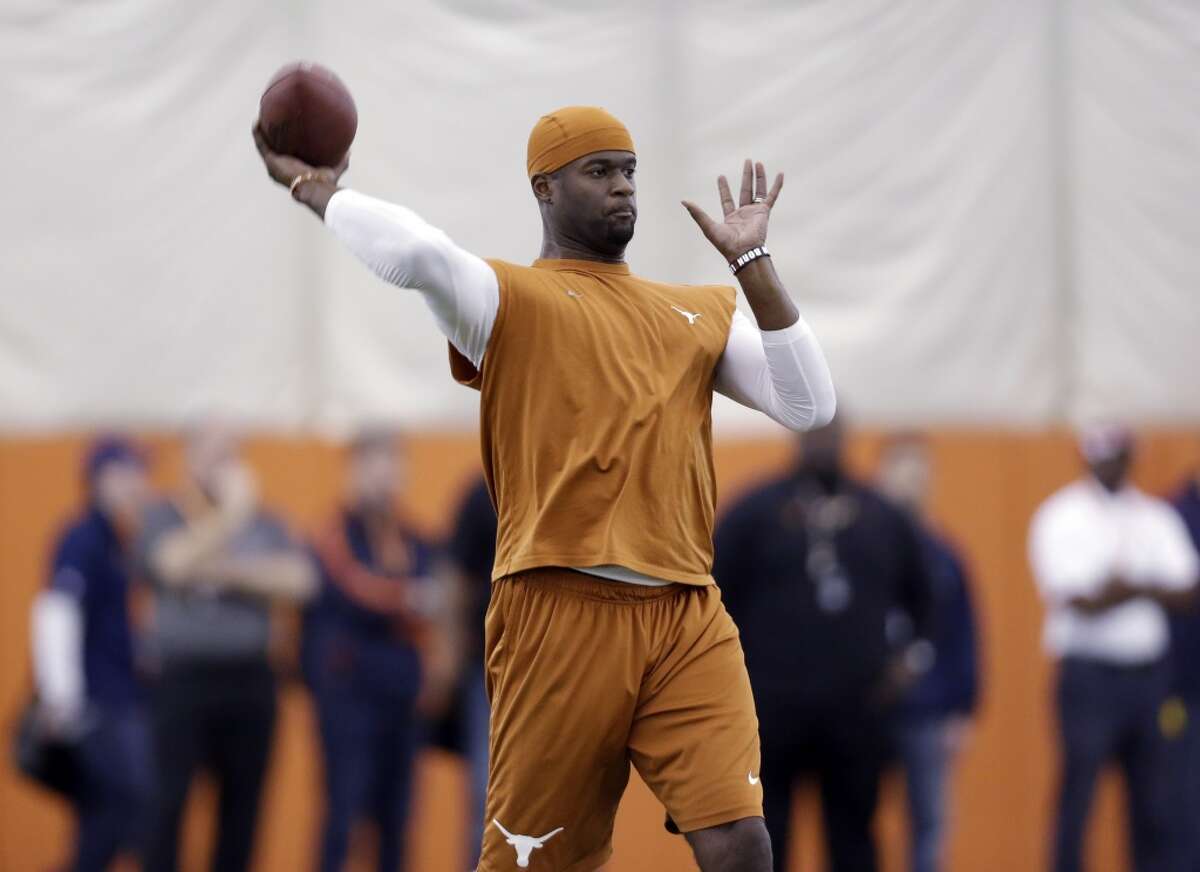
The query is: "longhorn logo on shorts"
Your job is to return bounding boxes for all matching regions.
[492,819,564,868]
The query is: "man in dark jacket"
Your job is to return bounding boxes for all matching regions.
[306,431,450,872]
[717,415,934,872]
[444,474,496,870]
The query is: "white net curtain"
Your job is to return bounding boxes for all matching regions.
[1,0,1197,431]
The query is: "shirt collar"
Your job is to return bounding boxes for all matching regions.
[1081,475,1138,503]
[532,258,631,276]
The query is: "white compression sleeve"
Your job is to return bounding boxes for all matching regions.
[715,309,837,431]
[324,189,499,368]
[31,590,85,713]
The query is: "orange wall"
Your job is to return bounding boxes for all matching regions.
[1,430,1197,872]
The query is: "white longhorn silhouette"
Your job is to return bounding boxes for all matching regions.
[670,304,702,325]
[492,819,564,868]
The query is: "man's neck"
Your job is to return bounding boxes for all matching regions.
[794,464,843,495]
[93,501,134,542]
[539,235,626,265]
[357,503,395,526]
[1091,475,1127,495]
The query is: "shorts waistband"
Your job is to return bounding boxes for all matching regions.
[499,566,686,603]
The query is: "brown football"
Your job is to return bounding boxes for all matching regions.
[259,61,357,168]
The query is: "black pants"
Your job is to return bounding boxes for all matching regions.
[143,660,277,872]
[1053,657,1171,872]
[70,706,153,872]
[1165,696,1200,871]
[758,697,891,872]
[314,682,420,872]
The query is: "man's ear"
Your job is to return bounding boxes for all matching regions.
[531,173,555,204]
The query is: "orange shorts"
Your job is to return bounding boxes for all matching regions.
[476,568,763,872]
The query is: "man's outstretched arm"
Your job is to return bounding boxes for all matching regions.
[685,160,836,431]
[252,124,497,368]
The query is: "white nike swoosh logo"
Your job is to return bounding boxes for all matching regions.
[748,772,760,785]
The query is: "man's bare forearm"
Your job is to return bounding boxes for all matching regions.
[682,158,796,331]
[200,553,317,602]
[153,511,245,587]
[252,123,345,219]
[735,256,799,331]
[293,179,340,220]
[1067,577,1197,615]
[1068,587,1137,614]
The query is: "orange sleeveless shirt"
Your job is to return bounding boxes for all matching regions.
[450,258,736,585]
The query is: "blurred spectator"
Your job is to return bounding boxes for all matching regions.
[441,475,496,868]
[139,425,316,872]
[877,434,980,872]
[717,415,934,872]
[1029,426,1199,872]
[28,436,154,871]
[1167,465,1200,870]
[304,431,448,872]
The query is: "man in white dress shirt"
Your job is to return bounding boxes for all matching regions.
[1030,426,1199,872]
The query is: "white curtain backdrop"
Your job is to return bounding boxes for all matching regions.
[1066,0,1200,425]
[1,0,1196,431]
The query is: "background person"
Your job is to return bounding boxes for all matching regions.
[29,436,154,872]
[1166,462,1200,870]
[717,415,934,872]
[877,433,981,872]
[305,431,451,872]
[139,424,317,872]
[1029,426,1199,872]
[438,474,496,871]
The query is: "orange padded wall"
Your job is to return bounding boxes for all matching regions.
[1,431,1196,871]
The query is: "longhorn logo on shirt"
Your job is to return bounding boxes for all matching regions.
[492,819,564,867]
[670,304,702,325]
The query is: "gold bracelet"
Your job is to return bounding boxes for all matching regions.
[289,170,325,199]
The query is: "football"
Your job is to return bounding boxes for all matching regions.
[259,61,357,168]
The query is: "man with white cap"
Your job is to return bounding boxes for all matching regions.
[1029,426,1199,872]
